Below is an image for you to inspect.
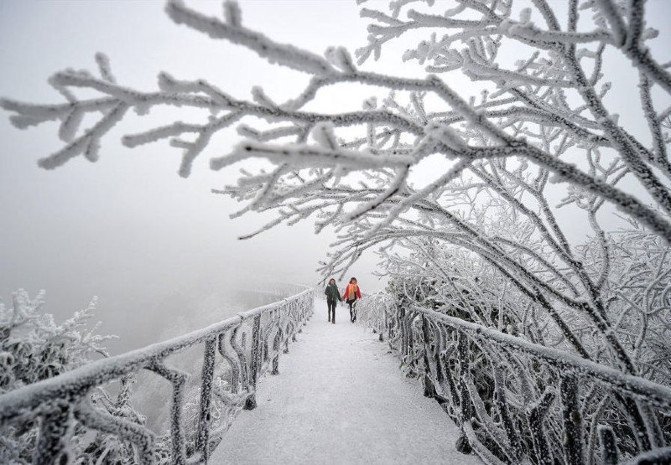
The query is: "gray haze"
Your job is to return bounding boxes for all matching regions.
[0,0,382,353]
[1,1,670,353]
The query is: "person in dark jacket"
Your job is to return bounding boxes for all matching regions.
[324,278,341,324]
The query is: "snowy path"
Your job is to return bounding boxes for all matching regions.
[211,299,481,465]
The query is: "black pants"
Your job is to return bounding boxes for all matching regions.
[347,299,357,322]
[327,298,337,323]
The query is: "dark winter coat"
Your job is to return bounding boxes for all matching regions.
[325,284,341,302]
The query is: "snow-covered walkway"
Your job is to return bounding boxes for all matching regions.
[211,298,481,465]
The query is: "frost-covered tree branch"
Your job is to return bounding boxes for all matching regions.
[2,0,671,242]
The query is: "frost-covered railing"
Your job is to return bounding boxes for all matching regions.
[0,288,313,465]
[356,292,393,343]
[358,296,671,465]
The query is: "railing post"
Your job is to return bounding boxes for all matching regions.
[272,327,282,375]
[230,326,249,390]
[262,326,269,364]
[598,424,619,465]
[560,372,583,465]
[149,360,187,465]
[456,331,473,422]
[399,306,408,358]
[527,387,556,465]
[218,332,240,393]
[33,400,70,465]
[244,314,262,410]
[377,306,385,342]
[492,360,522,461]
[421,315,437,399]
[196,337,216,463]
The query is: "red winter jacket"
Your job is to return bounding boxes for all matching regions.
[342,284,362,301]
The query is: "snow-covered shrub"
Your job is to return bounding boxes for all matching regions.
[0,290,113,394]
[0,292,170,465]
[592,225,671,386]
[0,290,134,464]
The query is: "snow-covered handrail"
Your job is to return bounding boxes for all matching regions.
[410,305,671,407]
[359,295,671,465]
[0,288,313,465]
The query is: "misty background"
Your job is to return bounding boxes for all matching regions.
[1,0,670,355]
[0,0,385,354]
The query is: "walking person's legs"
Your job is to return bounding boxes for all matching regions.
[327,299,335,322]
[348,300,354,322]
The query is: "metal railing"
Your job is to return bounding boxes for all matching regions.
[0,288,314,464]
[357,295,671,465]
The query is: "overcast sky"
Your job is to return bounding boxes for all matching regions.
[1,0,670,352]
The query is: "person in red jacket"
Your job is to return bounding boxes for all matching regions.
[342,277,362,323]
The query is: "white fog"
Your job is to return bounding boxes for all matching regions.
[0,0,383,353]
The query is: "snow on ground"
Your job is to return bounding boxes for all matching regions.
[211,298,481,465]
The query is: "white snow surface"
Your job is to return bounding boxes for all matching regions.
[211,298,481,465]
